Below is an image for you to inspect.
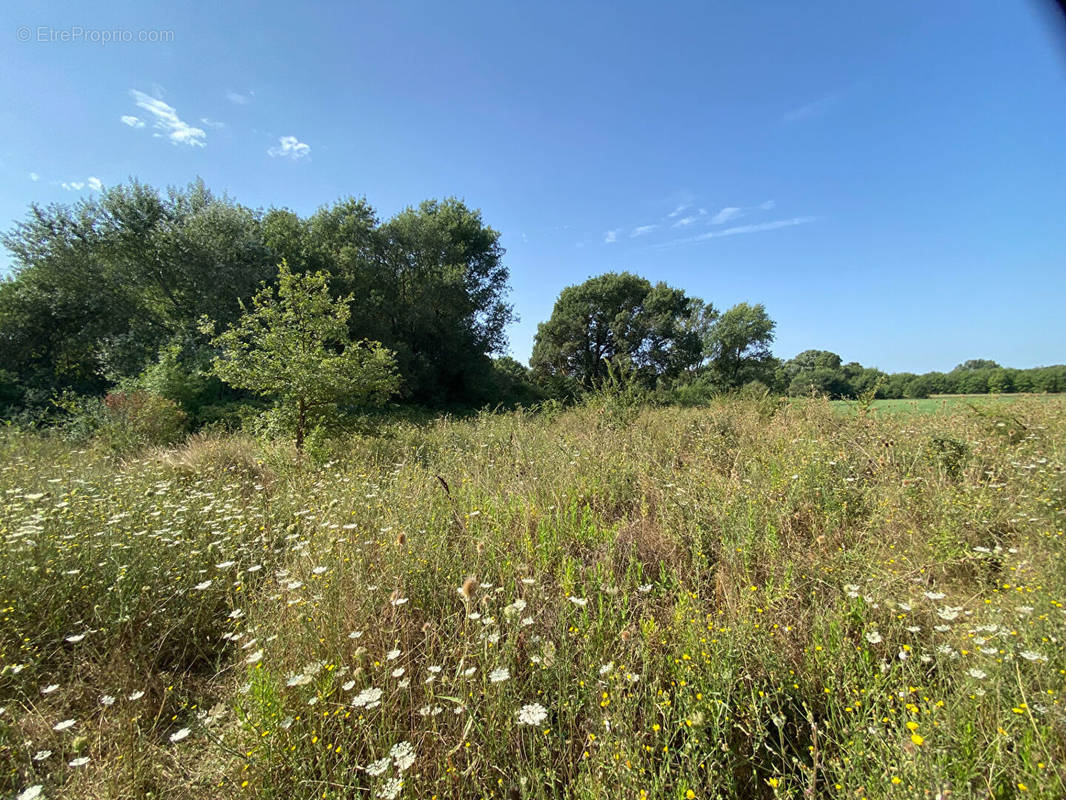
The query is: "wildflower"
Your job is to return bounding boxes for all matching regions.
[489,667,511,683]
[910,733,924,746]
[1020,650,1046,662]
[366,757,391,776]
[286,673,312,687]
[342,680,356,691]
[968,668,987,680]
[865,630,883,644]
[40,684,60,695]
[100,695,116,706]
[936,607,961,621]
[65,633,87,643]
[517,703,548,726]
[391,668,405,678]
[194,580,212,590]
[246,650,263,664]
[17,786,44,800]
[390,597,409,607]
[169,727,191,743]
[925,591,946,601]
[53,719,76,732]
[348,630,363,639]
[68,757,90,767]
[380,777,403,800]
[352,687,383,708]
[128,691,145,701]
[390,741,416,771]
[386,649,401,661]
[568,596,588,607]
[32,750,52,761]
[599,662,614,676]
[637,584,652,593]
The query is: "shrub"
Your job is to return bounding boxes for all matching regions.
[99,390,188,449]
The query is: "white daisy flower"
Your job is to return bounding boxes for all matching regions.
[53,719,76,732]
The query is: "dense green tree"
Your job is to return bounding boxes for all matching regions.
[955,359,1001,371]
[701,302,776,390]
[0,179,274,402]
[530,272,702,389]
[205,262,399,450]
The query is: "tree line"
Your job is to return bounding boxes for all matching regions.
[0,178,1061,428]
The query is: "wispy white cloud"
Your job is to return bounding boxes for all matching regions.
[268,135,311,160]
[129,90,206,147]
[603,229,620,244]
[61,181,85,191]
[710,206,743,225]
[120,115,145,128]
[783,94,838,123]
[658,216,815,247]
[630,224,658,238]
[226,90,253,105]
[710,201,775,225]
[666,203,689,219]
[200,117,225,129]
[28,172,40,182]
[672,215,699,228]
[87,177,103,191]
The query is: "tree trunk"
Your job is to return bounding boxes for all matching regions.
[296,396,306,452]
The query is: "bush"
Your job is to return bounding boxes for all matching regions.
[98,390,188,449]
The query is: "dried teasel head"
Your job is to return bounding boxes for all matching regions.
[459,576,478,599]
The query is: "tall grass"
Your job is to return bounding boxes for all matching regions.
[1,397,1063,798]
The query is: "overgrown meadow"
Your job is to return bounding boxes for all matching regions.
[1,397,1064,799]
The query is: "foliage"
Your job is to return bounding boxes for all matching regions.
[206,262,400,450]
[700,301,777,390]
[530,271,702,389]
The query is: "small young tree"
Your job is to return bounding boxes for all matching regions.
[203,261,400,450]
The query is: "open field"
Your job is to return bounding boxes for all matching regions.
[1,397,1064,799]
[832,394,1066,416]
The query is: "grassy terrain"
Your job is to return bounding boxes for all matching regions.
[1,396,1064,799]
[832,394,1065,416]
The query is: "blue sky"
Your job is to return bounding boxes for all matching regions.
[2,0,1065,372]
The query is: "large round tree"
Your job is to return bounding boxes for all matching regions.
[530,271,703,389]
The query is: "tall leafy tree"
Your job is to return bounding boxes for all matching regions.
[702,302,776,389]
[205,262,399,450]
[530,272,702,389]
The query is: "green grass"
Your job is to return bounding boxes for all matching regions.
[1,397,1064,799]
[832,393,1065,416]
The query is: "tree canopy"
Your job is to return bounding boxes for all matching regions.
[205,262,399,450]
[530,272,702,389]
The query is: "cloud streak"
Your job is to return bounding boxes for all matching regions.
[630,224,658,237]
[604,229,620,244]
[129,90,206,147]
[783,94,838,123]
[657,216,816,247]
